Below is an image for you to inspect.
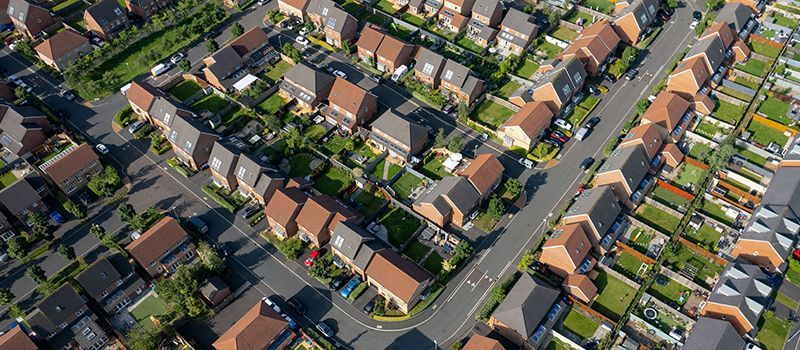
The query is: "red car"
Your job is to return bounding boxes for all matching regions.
[549,131,568,143]
[793,248,800,261]
[305,250,321,267]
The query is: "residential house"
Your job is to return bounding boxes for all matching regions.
[307,0,357,48]
[6,0,54,39]
[414,47,447,88]
[618,123,666,162]
[26,285,109,350]
[457,153,504,199]
[375,32,415,74]
[466,0,502,46]
[666,56,711,104]
[212,300,294,350]
[660,143,684,171]
[640,91,692,142]
[365,249,433,314]
[684,34,727,88]
[357,25,386,65]
[126,81,163,118]
[0,212,12,242]
[200,276,231,307]
[715,3,756,39]
[330,221,384,278]
[296,195,361,247]
[75,253,147,315]
[488,273,563,349]
[0,174,49,225]
[701,261,773,335]
[413,176,480,228]
[33,29,91,72]
[126,216,197,278]
[594,144,650,208]
[496,8,538,56]
[558,20,621,76]
[208,141,241,191]
[561,186,623,251]
[125,0,169,19]
[562,273,597,303]
[729,0,763,14]
[612,0,658,45]
[683,317,746,350]
[0,325,38,350]
[279,62,335,110]
[407,0,426,16]
[265,187,309,239]
[166,115,220,171]
[462,335,504,350]
[203,27,270,92]
[234,154,286,205]
[438,7,469,34]
[147,96,194,131]
[277,0,309,18]
[0,81,14,102]
[439,59,485,105]
[325,77,378,132]
[540,223,596,278]
[532,57,587,115]
[84,0,131,39]
[369,110,429,162]
[497,101,554,151]
[0,104,51,156]
[39,143,102,195]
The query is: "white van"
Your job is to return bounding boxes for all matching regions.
[150,63,171,77]
[119,82,132,95]
[574,127,590,141]
[391,65,408,82]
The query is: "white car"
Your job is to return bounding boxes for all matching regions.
[518,158,534,169]
[553,118,573,131]
[170,53,185,64]
[299,27,309,36]
[95,144,109,154]
[333,70,347,79]
[689,20,698,29]
[295,36,309,46]
[262,297,281,313]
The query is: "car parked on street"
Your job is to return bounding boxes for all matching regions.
[586,116,600,128]
[624,69,638,81]
[580,157,595,171]
[188,216,208,234]
[287,298,306,315]
[340,277,362,298]
[217,242,233,257]
[170,53,185,64]
[316,321,335,338]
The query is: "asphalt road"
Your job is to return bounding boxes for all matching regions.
[0,0,700,348]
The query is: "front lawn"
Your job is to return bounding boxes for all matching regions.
[673,163,706,188]
[758,94,793,125]
[403,239,430,262]
[473,100,515,129]
[496,80,522,99]
[735,58,769,77]
[264,60,293,82]
[648,275,691,306]
[314,166,353,196]
[561,309,600,340]
[190,94,229,114]
[129,294,172,332]
[651,185,691,208]
[371,159,402,181]
[592,270,637,321]
[551,27,578,42]
[390,172,424,200]
[256,93,287,116]
[634,203,681,235]
[418,155,449,180]
[712,100,746,125]
[0,172,18,189]
[757,311,791,350]
[747,119,790,147]
[169,80,202,101]
[662,242,724,288]
[515,59,540,78]
[379,208,422,247]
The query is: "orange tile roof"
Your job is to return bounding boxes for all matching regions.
[229,27,269,57]
[357,25,386,53]
[563,273,597,302]
[280,0,309,11]
[328,77,377,127]
[619,123,665,160]
[701,21,735,48]
[661,143,685,167]
[501,101,553,139]
[296,195,359,240]
[669,56,710,93]
[376,34,413,64]
[365,250,433,303]
[0,326,37,350]
[559,20,619,67]
[462,335,505,350]
[213,301,289,350]
[459,154,504,196]
[33,29,88,62]
[126,81,162,111]
[265,187,308,227]
[126,217,189,268]
[543,224,591,268]
[41,143,99,185]
[641,91,691,131]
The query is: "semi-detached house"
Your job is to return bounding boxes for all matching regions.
[561,186,623,252]
[496,8,538,56]
[369,110,429,163]
[324,77,378,133]
[365,249,433,314]
[532,56,587,115]
[84,0,131,39]
[126,216,196,278]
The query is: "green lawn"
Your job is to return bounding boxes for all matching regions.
[673,163,706,188]
[419,155,449,180]
[401,12,426,26]
[566,107,590,126]
[757,312,791,350]
[169,80,202,101]
[758,94,793,125]
[190,94,228,114]
[592,270,637,321]
[52,0,80,12]
[735,58,769,77]
[353,189,387,218]
[700,200,736,227]
[303,124,327,142]
[403,239,430,262]
[628,228,654,255]
[533,41,562,59]
[221,105,249,126]
[663,242,724,288]
[565,11,594,25]
[635,203,681,235]
[694,120,723,139]
[685,224,722,251]
[129,295,172,332]
[322,135,348,156]
[289,153,314,177]
[371,159,402,181]
[713,100,746,125]
[256,93,286,116]
[373,0,398,14]
[747,119,790,147]
[615,251,649,278]
[561,309,600,340]
[496,80,522,99]
[386,23,413,40]
[776,292,799,310]
[515,59,540,78]
[390,172,424,200]
[772,12,799,28]
[0,172,18,189]
[649,275,691,306]
[314,167,353,196]
[737,146,769,167]
[688,142,711,160]
[551,27,579,42]
[473,100,515,129]
[264,60,293,82]
[457,37,484,54]
[583,0,614,13]
[422,252,444,275]
[787,259,800,285]
[750,41,781,58]
[732,76,760,90]
[651,185,691,208]
[379,208,422,247]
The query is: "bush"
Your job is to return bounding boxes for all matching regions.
[87,166,123,197]
[277,236,304,260]
[202,186,237,212]
[477,274,517,321]
[114,106,134,126]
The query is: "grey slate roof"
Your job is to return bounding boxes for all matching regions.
[75,257,122,299]
[27,284,86,336]
[615,0,658,30]
[740,204,798,260]
[783,136,800,164]
[331,221,383,270]
[492,274,559,338]
[0,104,47,154]
[235,154,268,188]
[498,8,538,48]
[716,2,753,33]
[687,35,726,74]
[353,239,384,271]
[148,96,192,129]
[308,0,355,33]
[598,144,649,192]
[281,62,335,103]
[683,317,745,350]
[0,174,42,216]
[473,22,499,41]
[86,0,127,26]
[206,46,245,81]
[708,261,773,330]
[564,186,621,235]
[370,110,428,149]
[440,59,472,90]
[534,56,587,106]
[167,115,217,158]
[760,166,800,217]
[414,47,446,80]
[415,176,480,215]
[209,141,240,178]
[471,0,502,22]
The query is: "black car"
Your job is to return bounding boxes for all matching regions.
[543,138,562,148]
[580,157,595,171]
[586,116,601,128]
[329,274,349,290]
[217,242,233,257]
[369,74,383,83]
[363,295,380,314]
[693,10,702,20]
[624,69,638,81]
[240,206,259,219]
[657,9,670,21]
[316,321,335,338]
[78,191,94,206]
[287,298,307,315]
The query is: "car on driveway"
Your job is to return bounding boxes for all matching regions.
[316,321,335,338]
[369,74,383,83]
[128,121,145,134]
[550,130,568,143]
[287,298,306,315]
[364,295,381,314]
[333,70,347,79]
[305,249,321,267]
[329,273,349,290]
[60,90,75,101]
[217,242,233,257]
[340,277,362,298]
[188,216,208,234]
[170,53,185,64]
[262,296,281,313]
[553,118,572,131]
[240,206,259,219]
[518,158,534,169]
[442,104,455,115]
[295,36,309,46]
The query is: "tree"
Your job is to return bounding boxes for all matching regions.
[518,249,535,271]
[505,179,523,198]
[6,236,27,259]
[26,265,46,284]
[451,241,474,266]
[284,128,308,155]
[14,86,28,100]
[434,128,447,148]
[635,99,650,116]
[197,241,225,274]
[342,40,352,55]
[156,265,210,319]
[547,10,561,30]
[63,201,86,220]
[90,224,106,239]
[206,39,219,53]
[57,244,76,260]
[523,4,533,13]
[231,22,244,38]
[28,212,52,241]
[667,0,678,8]
[277,237,304,260]
[449,340,464,350]
[622,46,638,64]
[117,203,136,222]
[707,142,736,170]
[488,197,505,219]
[308,253,333,280]
[456,101,469,123]
[88,166,122,197]
[179,59,191,71]
[705,0,724,10]
[281,43,302,63]
[0,289,12,305]
[127,326,159,350]
[243,79,269,98]
[8,304,25,320]
[447,135,465,153]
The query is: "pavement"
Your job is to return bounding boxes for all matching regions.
[0,0,701,348]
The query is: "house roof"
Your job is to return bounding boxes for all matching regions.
[615,0,658,30]
[7,0,52,33]
[543,223,591,268]
[33,29,89,62]
[462,335,504,350]
[686,35,726,74]
[365,249,433,303]
[641,91,691,131]
[280,0,309,10]
[683,317,745,350]
[375,34,414,65]
[669,56,710,93]
[492,274,559,338]
[533,57,586,106]
[126,217,190,268]
[459,154,504,196]
[200,276,230,304]
[415,176,480,216]
[597,144,649,192]
[282,62,335,100]
[204,46,245,83]
[148,96,192,129]
[213,301,290,350]
[209,141,240,178]
[701,22,735,48]
[75,256,123,299]
[740,204,798,259]
[308,0,354,33]
[501,101,553,140]
[331,221,372,261]
[229,27,269,57]
[563,186,621,235]
[0,174,43,216]
[414,46,446,79]
[126,81,162,112]
[0,104,48,154]
[167,115,218,158]
[85,0,127,26]
[252,171,286,199]
[619,123,665,160]
[661,143,684,166]
[40,143,99,185]
[328,77,377,127]
[562,273,598,301]
[370,110,429,148]
[235,153,268,188]
[0,325,37,350]
[296,195,359,240]
[471,0,502,20]
[265,187,308,227]
[559,20,620,67]
[716,2,753,33]
[760,166,800,216]
[440,59,473,89]
[707,261,773,329]
[498,8,538,48]
[357,25,386,53]
[27,284,86,336]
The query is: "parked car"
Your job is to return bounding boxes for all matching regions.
[321,63,335,74]
[188,216,208,234]
[262,296,281,313]
[624,69,638,81]
[305,249,321,267]
[287,298,307,315]
[299,27,309,36]
[689,20,698,30]
[95,144,109,154]
[693,10,702,20]
[580,157,595,171]
[363,295,380,314]
[60,90,75,101]
[333,70,347,79]
[574,127,590,141]
[340,277,362,298]
[316,321,335,338]
[329,273,349,290]
[553,118,572,131]
[546,136,564,147]
[295,36,309,46]
[369,74,383,83]
[442,104,455,115]
[217,242,233,257]
[658,9,670,21]
[127,121,145,134]
[586,85,599,95]
[518,158,534,169]
[78,191,94,206]
[551,130,568,142]
[240,206,260,219]
[586,116,601,128]
[170,53,185,64]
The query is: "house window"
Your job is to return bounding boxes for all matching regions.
[237,166,247,178]
[163,113,171,124]
[0,231,14,241]
[561,84,571,96]
[169,131,178,141]
[444,70,453,80]
[211,157,222,171]
[100,291,108,298]
[334,235,344,247]
[572,72,582,84]
[66,185,78,193]
[185,250,194,260]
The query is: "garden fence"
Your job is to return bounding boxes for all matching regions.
[575,5,613,21]
[658,265,711,294]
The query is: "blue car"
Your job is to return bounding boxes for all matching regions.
[50,211,65,225]
[339,277,362,298]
